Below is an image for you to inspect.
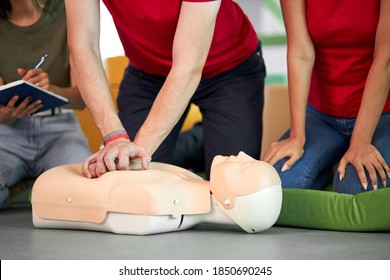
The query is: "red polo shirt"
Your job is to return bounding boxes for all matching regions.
[102,0,258,78]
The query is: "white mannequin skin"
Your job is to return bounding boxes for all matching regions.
[32,152,282,235]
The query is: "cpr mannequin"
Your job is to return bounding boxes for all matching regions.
[32,152,282,235]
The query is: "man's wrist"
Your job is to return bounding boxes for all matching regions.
[103,129,130,146]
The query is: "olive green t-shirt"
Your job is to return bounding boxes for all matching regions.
[0,0,70,87]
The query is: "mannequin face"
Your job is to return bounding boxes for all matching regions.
[211,152,260,187]
[213,151,256,164]
[210,151,280,198]
[212,152,259,179]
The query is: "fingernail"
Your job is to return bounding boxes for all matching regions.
[362,182,368,190]
[387,172,390,178]
[382,181,386,187]
[373,184,377,190]
[339,174,343,181]
[281,164,289,172]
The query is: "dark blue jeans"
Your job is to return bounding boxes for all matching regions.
[117,44,266,179]
[274,104,390,194]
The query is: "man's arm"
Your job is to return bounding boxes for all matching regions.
[65,0,121,134]
[134,1,221,155]
[65,0,151,177]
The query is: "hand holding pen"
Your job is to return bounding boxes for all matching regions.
[18,54,50,89]
[0,54,48,123]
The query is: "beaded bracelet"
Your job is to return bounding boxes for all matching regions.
[103,130,130,146]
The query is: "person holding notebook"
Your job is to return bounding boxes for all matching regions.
[0,0,91,209]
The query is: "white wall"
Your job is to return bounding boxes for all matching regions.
[100,4,124,60]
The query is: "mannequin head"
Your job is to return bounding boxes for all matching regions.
[210,151,281,209]
[209,152,282,233]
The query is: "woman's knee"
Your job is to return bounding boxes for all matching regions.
[275,160,311,189]
[333,164,387,194]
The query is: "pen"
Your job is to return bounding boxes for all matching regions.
[33,54,48,69]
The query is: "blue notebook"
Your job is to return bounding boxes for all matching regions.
[0,80,69,114]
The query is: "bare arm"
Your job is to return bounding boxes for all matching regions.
[65,0,151,178]
[262,0,315,171]
[337,0,390,189]
[134,1,221,154]
[65,0,120,134]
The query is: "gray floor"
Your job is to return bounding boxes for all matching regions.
[1,206,390,260]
